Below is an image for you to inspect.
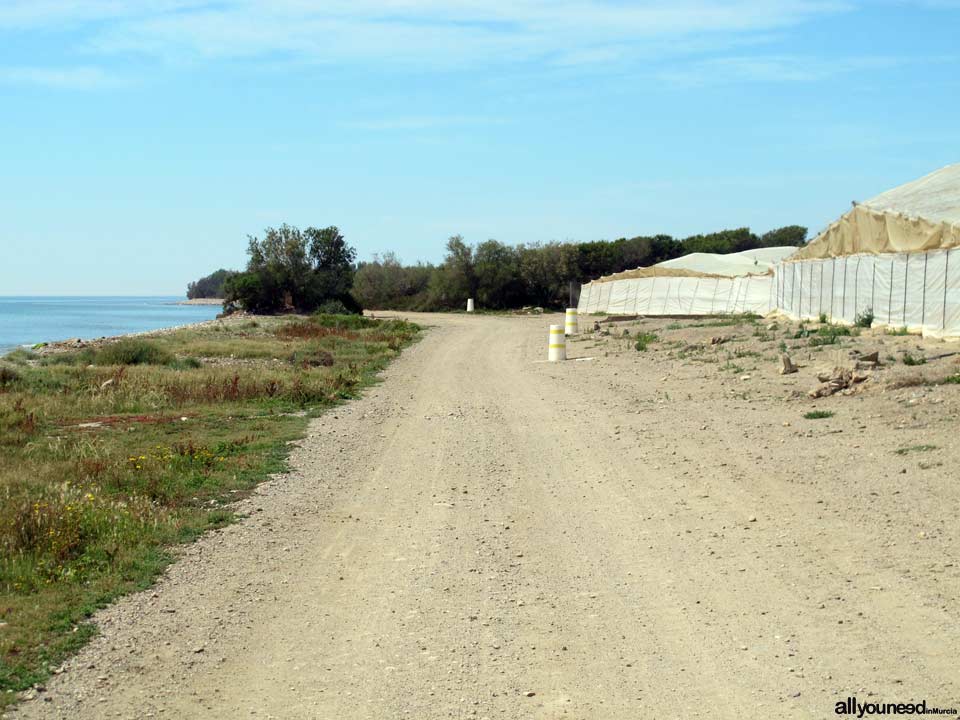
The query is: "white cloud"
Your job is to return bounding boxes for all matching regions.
[344,115,503,131]
[0,1,854,68]
[0,65,115,89]
[656,53,949,85]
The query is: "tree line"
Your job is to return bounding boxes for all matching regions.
[352,225,807,311]
[189,224,807,313]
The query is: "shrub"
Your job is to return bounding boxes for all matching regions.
[94,340,174,367]
[315,299,354,315]
[3,348,36,365]
[804,410,834,420]
[854,308,875,328]
[276,322,359,341]
[634,332,658,351]
[0,365,20,387]
[819,313,828,324]
[902,353,926,366]
[290,349,334,368]
[311,314,378,331]
[944,374,960,385]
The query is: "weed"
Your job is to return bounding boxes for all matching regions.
[804,410,834,420]
[886,326,910,336]
[854,308,875,328]
[819,312,828,324]
[944,375,960,385]
[720,361,745,374]
[809,324,854,347]
[902,353,926,366]
[894,444,937,455]
[634,332,659,352]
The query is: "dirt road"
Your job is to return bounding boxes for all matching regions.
[11,313,959,719]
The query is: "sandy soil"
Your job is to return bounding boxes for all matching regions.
[8,312,959,719]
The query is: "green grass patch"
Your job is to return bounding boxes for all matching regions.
[0,314,419,707]
[804,410,834,420]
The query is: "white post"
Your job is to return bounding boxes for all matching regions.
[466,298,474,313]
[564,308,578,336]
[548,324,566,362]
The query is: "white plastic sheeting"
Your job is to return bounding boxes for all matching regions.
[656,246,797,276]
[774,248,960,338]
[577,273,775,316]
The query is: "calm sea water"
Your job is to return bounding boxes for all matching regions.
[0,297,222,355]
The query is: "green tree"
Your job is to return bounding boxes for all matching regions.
[186,269,237,299]
[305,226,358,310]
[352,253,434,310]
[224,224,359,313]
[428,235,476,309]
[474,240,522,309]
[760,225,808,247]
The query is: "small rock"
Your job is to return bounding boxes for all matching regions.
[779,354,798,375]
[524,691,536,697]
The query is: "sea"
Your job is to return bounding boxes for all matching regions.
[0,297,223,355]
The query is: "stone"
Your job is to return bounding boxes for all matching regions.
[779,355,798,375]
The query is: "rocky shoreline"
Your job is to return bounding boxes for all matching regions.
[175,298,224,306]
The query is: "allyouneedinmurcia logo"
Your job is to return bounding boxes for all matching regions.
[835,697,958,716]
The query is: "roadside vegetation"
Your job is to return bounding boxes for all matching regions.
[352,226,807,311]
[0,314,419,705]
[192,224,808,314]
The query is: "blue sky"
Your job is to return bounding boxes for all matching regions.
[0,1,957,295]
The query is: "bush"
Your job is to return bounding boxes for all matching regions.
[634,332,658,351]
[3,348,36,365]
[902,353,926,366]
[311,314,378,331]
[0,365,20,387]
[855,308,875,328]
[94,340,174,367]
[804,410,834,420]
[315,299,354,315]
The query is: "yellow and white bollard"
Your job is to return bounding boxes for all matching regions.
[564,308,578,336]
[466,298,474,313]
[548,324,566,362]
